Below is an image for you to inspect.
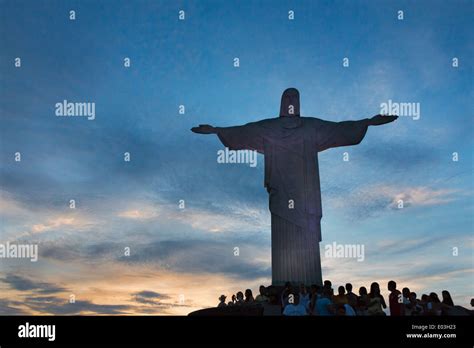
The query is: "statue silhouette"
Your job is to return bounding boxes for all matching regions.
[192,88,397,286]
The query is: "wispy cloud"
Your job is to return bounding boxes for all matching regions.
[0,299,29,315]
[32,216,84,233]
[118,208,159,220]
[326,184,461,219]
[133,290,170,302]
[385,186,458,208]
[1,274,68,294]
[24,296,133,315]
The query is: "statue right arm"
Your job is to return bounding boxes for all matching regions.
[191,124,216,134]
[192,121,265,153]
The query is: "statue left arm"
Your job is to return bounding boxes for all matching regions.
[312,114,398,152]
[367,114,398,126]
[191,121,265,153]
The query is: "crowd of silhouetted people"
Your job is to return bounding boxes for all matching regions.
[217,280,472,316]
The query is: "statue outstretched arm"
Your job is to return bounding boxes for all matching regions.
[191,124,217,134]
[366,114,398,126]
[191,122,265,153]
[311,114,398,152]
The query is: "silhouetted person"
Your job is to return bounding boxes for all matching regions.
[299,283,310,310]
[427,292,442,315]
[255,285,269,303]
[323,280,332,292]
[402,287,411,315]
[409,292,423,316]
[335,286,356,316]
[192,88,398,285]
[281,281,292,310]
[368,282,387,316]
[283,292,307,316]
[344,302,356,316]
[316,287,335,316]
[309,284,320,315]
[357,286,369,315]
[442,290,454,307]
[402,287,411,301]
[346,283,358,310]
[336,303,346,316]
[227,294,236,306]
[334,285,348,306]
[244,289,254,304]
[388,280,404,316]
[420,294,429,313]
[218,295,227,308]
[235,291,245,306]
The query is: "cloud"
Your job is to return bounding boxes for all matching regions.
[0,192,29,216]
[130,289,193,312]
[32,216,79,233]
[120,240,270,278]
[118,208,159,220]
[0,268,206,315]
[0,193,98,239]
[23,296,132,315]
[326,184,460,219]
[0,298,28,315]
[1,274,68,294]
[172,203,269,234]
[388,187,458,208]
[36,232,272,281]
[115,201,268,233]
[133,290,170,299]
[132,290,171,305]
[118,239,271,281]
[370,233,473,257]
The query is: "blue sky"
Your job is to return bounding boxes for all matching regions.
[0,0,472,314]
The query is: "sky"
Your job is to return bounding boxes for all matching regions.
[0,0,473,315]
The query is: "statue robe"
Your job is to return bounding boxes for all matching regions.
[216,116,369,285]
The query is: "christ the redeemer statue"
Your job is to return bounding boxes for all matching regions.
[192,88,397,286]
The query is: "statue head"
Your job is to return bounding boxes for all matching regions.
[280,88,300,117]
